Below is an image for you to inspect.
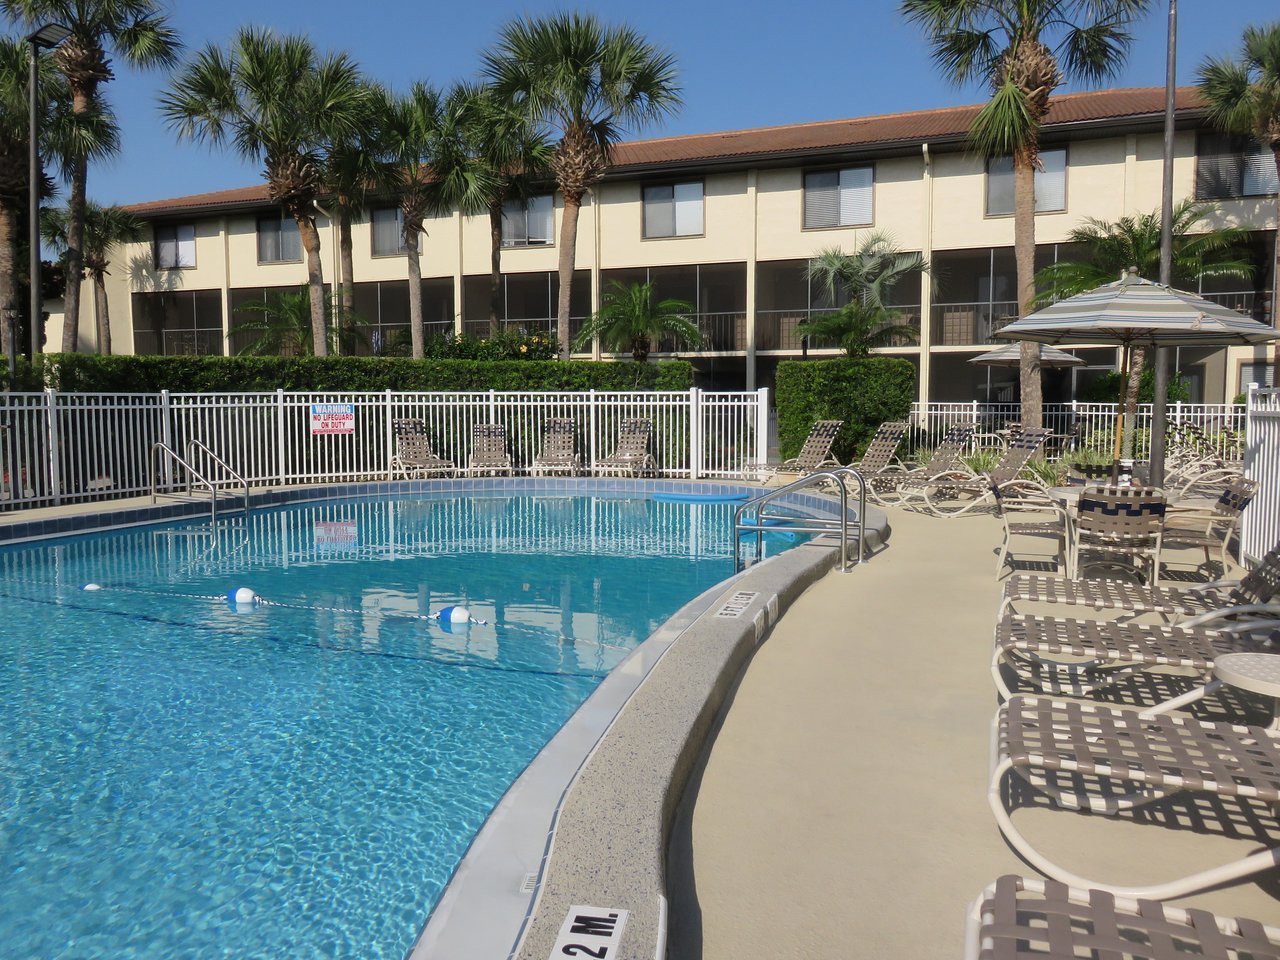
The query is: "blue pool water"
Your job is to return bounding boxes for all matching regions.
[0,494,787,959]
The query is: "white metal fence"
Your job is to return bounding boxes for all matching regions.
[0,388,770,511]
[910,401,1246,460]
[1243,387,1280,565]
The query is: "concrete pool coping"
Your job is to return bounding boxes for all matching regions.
[0,476,889,960]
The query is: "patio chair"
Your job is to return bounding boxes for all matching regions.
[844,420,907,498]
[988,694,1280,898]
[964,875,1280,960]
[530,418,582,477]
[990,609,1280,700]
[1070,485,1167,582]
[992,479,1070,579]
[466,423,514,477]
[594,418,657,477]
[871,423,975,505]
[743,419,843,483]
[1164,421,1243,499]
[390,418,455,479]
[906,426,1052,517]
[1161,475,1257,572]
[998,542,1280,622]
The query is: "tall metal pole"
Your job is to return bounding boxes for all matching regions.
[27,36,40,363]
[1150,0,1176,488]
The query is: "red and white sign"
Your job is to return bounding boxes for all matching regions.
[310,402,356,435]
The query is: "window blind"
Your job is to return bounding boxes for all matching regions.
[673,182,704,235]
[644,184,675,237]
[838,168,872,225]
[371,208,402,256]
[155,224,195,268]
[804,168,872,228]
[1243,146,1279,197]
[526,194,554,243]
[1242,361,1276,390]
[1035,150,1067,211]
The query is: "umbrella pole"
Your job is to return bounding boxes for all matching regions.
[1112,343,1130,482]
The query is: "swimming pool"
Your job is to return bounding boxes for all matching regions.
[0,492,796,959]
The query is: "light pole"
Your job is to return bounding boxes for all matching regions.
[27,22,70,363]
[1149,0,1176,489]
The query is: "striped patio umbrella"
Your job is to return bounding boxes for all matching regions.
[997,269,1279,467]
[969,343,1085,367]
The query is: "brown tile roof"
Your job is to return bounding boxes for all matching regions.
[128,87,1203,217]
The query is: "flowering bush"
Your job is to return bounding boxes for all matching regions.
[422,331,559,361]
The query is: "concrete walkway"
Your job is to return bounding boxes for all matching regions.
[668,507,1280,959]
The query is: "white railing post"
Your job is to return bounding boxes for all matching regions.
[43,388,59,504]
[386,388,395,479]
[488,388,496,424]
[755,386,770,470]
[160,389,174,491]
[689,386,702,480]
[588,389,598,469]
[276,388,288,487]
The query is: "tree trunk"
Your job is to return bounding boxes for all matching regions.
[0,202,14,369]
[1012,155,1043,429]
[488,203,503,336]
[632,337,649,363]
[405,226,424,359]
[295,214,328,356]
[338,207,355,317]
[93,272,110,354]
[555,192,582,360]
[60,119,89,353]
[1122,346,1146,458]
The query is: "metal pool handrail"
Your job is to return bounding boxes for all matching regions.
[150,440,250,525]
[734,467,867,573]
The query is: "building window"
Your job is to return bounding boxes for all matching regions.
[986,148,1067,216]
[501,194,554,247]
[803,167,873,228]
[1197,133,1279,200]
[371,207,405,256]
[131,289,223,355]
[643,181,704,238]
[257,212,302,263]
[1241,361,1276,392]
[154,223,195,269]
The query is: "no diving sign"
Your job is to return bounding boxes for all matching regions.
[549,906,629,959]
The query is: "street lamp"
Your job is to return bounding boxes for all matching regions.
[27,22,71,363]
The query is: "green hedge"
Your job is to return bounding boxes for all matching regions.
[775,357,916,463]
[35,354,694,393]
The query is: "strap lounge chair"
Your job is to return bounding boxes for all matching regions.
[997,543,1280,621]
[744,419,843,483]
[466,423,514,477]
[1161,475,1257,572]
[989,694,1280,899]
[843,420,908,500]
[905,426,1052,517]
[530,418,582,477]
[1070,485,1166,582]
[964,875,1280,960]
[872,423,976,505]
[390,418,455,479]
[594,418,657,477]
[990,610,1279,700]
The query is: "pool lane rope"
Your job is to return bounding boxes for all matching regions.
[81,583,487,625]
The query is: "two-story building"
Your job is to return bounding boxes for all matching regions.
[56,86,1279,405]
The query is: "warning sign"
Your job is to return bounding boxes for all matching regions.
[310,402,356,435]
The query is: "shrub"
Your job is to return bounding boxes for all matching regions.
[35,354,693,394]
[1082,366,1190,404]
[774,357,916,463]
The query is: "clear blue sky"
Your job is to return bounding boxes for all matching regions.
[47,0,1280,206]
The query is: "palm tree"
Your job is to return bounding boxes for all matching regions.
[161,27,372,356]
[1036,199,1255,301]
[455,82,554,335]
[483,12,681,357]
[376,81,494,358]
[3,0,179,354]
[228,286,366,356]
[799,232,925,357]
[572,280,700,362]
[1198,22,1280,364]
[0,36,64,365]
[901,0,1150,428]
[42,199,142,353]
[322,82,384,322]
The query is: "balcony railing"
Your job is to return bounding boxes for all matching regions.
[653,312,747,354]
[930,301,1019,346]
[756,308,922,352]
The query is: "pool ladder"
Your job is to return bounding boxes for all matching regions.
[734,468,867,574]
[149,440,250,525]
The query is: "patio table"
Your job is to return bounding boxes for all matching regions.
[1213,653,1280,730]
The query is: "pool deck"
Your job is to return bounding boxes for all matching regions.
[667,506,1280,959]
